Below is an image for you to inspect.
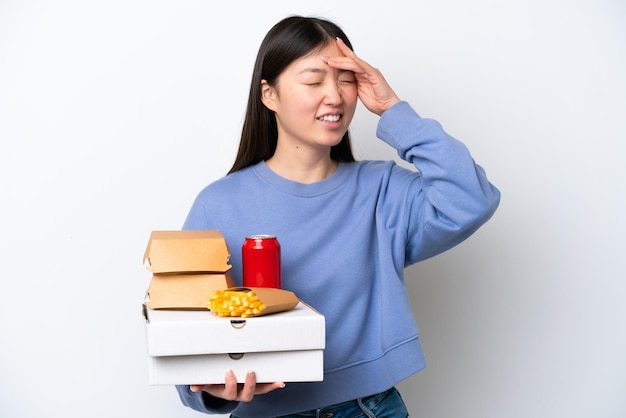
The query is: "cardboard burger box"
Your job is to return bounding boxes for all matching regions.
[143,296,326,385]
[143,230,235,310]
[141,230,326,384]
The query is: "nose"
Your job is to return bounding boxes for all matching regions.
[323,82,344,106]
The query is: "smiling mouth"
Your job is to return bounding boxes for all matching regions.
[317,114,342,122]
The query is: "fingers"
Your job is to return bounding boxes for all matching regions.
[335,37,361,64]
[334,37,355,59]
[238,370,285,400]
[190,370,285,403]
[221,368,240,400]
[256,380,286,395]
[330,37,372,73]
[237,370,257,402]
[188,369,241,401]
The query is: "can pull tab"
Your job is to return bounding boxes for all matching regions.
[230,320,247,329]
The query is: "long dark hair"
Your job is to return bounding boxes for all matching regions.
[228,16,356,174]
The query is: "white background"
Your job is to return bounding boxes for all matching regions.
[1,1,624,417]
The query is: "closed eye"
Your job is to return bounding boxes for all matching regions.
[338,70,356,84]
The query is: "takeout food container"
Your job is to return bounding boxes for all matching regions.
[145,272,235,310]
[141,230,324,384]
[208,287,299,317]
[143,230,231,274]
[143,230,233,310]
[143,302,325,384]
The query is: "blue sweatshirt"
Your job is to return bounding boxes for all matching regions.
[175,102,500,417]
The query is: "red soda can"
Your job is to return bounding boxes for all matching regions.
[242,235,281,288]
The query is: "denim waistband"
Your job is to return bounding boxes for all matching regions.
[278,387,396,418]
[325,387,392,416]
[230,387,401,418]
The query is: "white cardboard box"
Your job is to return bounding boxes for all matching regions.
[143,302,325,384]
[148,350,324,385]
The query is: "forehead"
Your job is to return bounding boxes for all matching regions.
[288,43,343,71]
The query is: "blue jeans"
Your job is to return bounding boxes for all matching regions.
[233,387,409,418]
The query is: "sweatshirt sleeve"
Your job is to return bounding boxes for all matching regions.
[175,385,239,415]
[376,101,501,264]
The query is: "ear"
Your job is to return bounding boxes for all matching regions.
[260,80,277,112]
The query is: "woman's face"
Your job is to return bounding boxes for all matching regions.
[261,42,358,154]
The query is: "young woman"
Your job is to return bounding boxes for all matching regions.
[176,15,500,418]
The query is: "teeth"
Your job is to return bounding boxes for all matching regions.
[319,114,340,122]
